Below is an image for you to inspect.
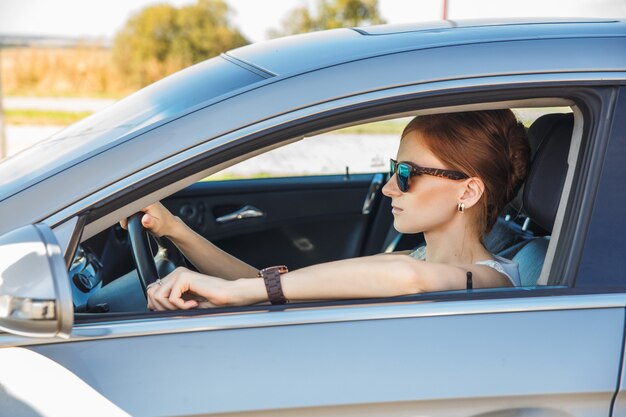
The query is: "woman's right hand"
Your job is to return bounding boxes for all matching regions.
[119,202,177,238]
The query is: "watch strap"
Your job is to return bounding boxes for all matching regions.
[258,265,288,305]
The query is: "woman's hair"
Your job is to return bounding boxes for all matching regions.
[402,110,530,237]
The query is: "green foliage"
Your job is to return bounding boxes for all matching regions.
[113,0,248,88]
[268,0,386,38]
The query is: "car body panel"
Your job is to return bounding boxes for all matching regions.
[594,87,626,416]
[12,297,625,416]
[228,19,624,76]
[576,87,626,288]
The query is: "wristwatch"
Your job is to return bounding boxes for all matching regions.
[258,265,289,305]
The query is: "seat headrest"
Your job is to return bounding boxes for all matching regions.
[522,113,574,231]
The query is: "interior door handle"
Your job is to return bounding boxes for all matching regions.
[362,173,384,214]
[216,205,265,224]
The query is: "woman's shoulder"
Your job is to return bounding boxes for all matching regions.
[408,246,521,287]
[476,255,521,287]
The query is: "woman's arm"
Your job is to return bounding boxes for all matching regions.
[121,203,258,280]
[148,254,511,310]
[166,215,258,279]
[273,255,510,301]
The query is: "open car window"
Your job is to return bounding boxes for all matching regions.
[69,102,581,317]
[201,107,573,182]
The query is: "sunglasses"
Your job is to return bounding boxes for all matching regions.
[389,158,469,192]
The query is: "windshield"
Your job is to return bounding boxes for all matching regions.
[0,56,264,201]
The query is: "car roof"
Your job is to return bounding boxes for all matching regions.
[228,18,623,76]
[0,18,625,233]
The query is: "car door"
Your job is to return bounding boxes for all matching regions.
[4,292,621,417]
[162,173,390,270]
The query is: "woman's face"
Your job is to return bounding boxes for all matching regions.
[382,130,463,234]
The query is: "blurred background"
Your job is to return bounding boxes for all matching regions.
[0,0,624,161]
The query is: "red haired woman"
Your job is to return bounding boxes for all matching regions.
[121,110,530,310]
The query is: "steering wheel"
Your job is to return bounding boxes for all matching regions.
[127,212,187,296]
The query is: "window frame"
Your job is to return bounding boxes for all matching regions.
[53,82,622,325]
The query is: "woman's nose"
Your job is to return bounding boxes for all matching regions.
[382,174,402,197]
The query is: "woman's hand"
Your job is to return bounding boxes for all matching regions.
[146,267,236,310]
[119,202,177,238]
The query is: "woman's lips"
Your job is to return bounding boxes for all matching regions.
[391,206,403,215]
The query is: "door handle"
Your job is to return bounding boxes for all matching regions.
[215,205,265,224]
[362,173,384,214]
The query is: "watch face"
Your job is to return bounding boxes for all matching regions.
[260,265,288,275]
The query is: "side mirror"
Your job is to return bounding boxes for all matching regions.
[0,224,73,338]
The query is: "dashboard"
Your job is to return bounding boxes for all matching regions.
[69,245,103,312]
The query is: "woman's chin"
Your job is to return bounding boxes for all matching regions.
[393,220,422,235]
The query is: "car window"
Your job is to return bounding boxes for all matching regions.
[72,105,579,318]
[204,118,408,181]
[204,108,571,181]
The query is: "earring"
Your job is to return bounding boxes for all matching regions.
[457,202,465,213]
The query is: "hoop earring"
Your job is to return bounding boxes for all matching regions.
[457,202,465,213]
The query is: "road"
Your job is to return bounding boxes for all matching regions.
[5,125,65,156]
[2,97,115,157]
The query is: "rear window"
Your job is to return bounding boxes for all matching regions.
[0,56,265,200]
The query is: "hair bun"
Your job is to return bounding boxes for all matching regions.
[505,120,531,203]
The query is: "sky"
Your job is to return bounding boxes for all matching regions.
[0,0,625,43]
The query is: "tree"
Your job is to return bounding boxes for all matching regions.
[113,0,248,88]
[268,0,386,38]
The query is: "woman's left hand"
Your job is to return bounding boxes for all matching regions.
[147,267,234,310]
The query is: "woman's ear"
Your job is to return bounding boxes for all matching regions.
[458,177,485,209]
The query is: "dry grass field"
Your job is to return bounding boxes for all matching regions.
[1,46,131,98]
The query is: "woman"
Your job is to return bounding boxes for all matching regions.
[121,110,530,310]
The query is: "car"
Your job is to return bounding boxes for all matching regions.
[1,17,626,417]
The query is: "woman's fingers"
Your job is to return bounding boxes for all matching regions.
[168,276,199,310]
[146,268,203,311]
[142,203,172,237]
[147,278,183,311]
[146,282,161,310]
[120,202,172,235]
[119,210,150,232]
[146,268,230,311]
[153,292,179,311]
[141,213,155,230]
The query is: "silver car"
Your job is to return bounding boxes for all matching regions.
[2,18,626,416]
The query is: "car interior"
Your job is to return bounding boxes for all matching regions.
[68,101,579,315]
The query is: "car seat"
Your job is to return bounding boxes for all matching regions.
[503,112,575,285]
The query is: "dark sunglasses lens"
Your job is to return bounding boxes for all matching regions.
[397,163,411,192]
